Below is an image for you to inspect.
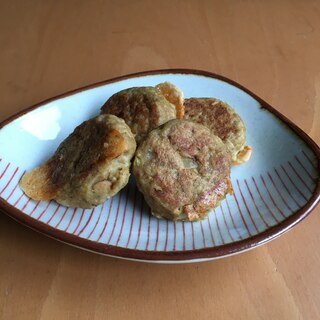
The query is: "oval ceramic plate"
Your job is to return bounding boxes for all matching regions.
[0,70,319,263]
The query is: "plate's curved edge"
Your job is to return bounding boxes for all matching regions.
[0,191,319,261]
[0,68,319,262]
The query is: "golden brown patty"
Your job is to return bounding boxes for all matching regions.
[184,98,251,164]
[19,114,136,208]
[100,83,184,144]
[133,119,232,221]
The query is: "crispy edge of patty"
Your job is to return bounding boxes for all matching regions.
[19,114,136,208]
[155,82,184,119]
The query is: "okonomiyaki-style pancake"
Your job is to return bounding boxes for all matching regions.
[100,82,184,144]
[20,114,136,208]
[184,98,252,164]
[133,119,232,222]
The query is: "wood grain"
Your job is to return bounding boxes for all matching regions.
[0,1,319,319]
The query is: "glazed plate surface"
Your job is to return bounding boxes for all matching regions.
[0,70,319,263]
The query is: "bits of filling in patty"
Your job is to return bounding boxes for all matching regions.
[133,119,233,221]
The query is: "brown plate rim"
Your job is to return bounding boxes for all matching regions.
[0,69,319,262]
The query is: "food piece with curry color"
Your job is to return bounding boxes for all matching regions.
[101,82,184,144]
[133,119,232,221]
[184,98,252,165]
[19,114,136,208]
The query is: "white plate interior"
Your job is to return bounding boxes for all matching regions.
[0,73,318,255]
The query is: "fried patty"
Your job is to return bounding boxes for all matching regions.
[100,83,184,144]
[20,114,136,208]
[184,98,251,164]
[133,119,232,221]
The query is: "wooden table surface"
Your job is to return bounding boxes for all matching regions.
[0,1,319,319]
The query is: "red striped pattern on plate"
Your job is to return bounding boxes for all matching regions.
[0,150,317,252]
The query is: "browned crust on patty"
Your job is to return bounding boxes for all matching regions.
[47,121,126,190]
[133,119,232,221]
[101,87,161,141]
[184,98,247,163]
[101,84,183,143]
[183,178,232,221]
[20,114,136,208]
